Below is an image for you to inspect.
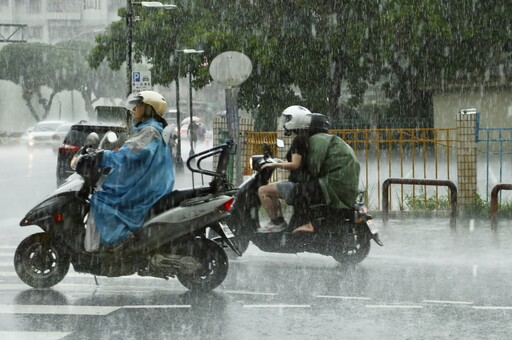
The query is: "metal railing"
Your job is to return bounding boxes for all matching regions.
[490,183,512,230]
[382,178,458,228]
[331,128,457,210]
[476,127,512,201]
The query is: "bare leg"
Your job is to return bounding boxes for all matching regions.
[258,183,282,221]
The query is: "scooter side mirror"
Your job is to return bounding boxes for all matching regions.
[85,132,100,147]
[106,131,118,143]
[99,131,118,149]
[276,139,285,148]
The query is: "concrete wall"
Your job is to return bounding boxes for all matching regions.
[433,86,512,130]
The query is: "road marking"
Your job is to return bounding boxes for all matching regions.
[423,299,474,305]
[472,306,512,310]
[0,331,72,340]
[315,295,371,300]
[223,290,276,296]
[243,304,311,308]
[0,304,120,315]
[123,305,191,309]
[366,305,423,309]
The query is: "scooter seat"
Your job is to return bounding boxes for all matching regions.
[148,186,212,217]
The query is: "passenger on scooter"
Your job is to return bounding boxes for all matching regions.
[256,105,311,233]
[78,90,175,250]
[292,113,360,233]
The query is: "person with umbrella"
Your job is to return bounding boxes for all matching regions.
[187,120,199,149]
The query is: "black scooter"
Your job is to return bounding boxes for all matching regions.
[225,141,383,265]
[14,132,239,291]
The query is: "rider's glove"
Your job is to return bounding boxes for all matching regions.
[76,151,103,176]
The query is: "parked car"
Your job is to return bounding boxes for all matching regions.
[50,123,74,153]
[56,121,128,186]
[26,120,68,149]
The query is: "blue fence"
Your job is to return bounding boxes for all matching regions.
[476,113,512,201]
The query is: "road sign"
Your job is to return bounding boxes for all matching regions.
[132,71,152,92]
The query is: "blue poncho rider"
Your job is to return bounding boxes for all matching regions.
[80,90,175,249]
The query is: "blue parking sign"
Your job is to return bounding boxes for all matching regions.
[132,71,141,83]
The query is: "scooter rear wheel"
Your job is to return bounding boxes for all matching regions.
[177,238,228,291]
[14,233,70,288]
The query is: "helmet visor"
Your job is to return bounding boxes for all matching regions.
[281,114,292,129]
[124,93,143,112]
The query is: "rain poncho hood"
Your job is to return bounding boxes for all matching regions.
[306,133,360,209]
[91,118,175,246]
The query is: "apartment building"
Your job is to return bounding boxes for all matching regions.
[0,0,124,44]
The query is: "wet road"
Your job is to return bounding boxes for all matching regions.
[0,144,511,339]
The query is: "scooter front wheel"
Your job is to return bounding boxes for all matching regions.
[177,238,228,291]
[332,236,371,265]
[14,233,70,288]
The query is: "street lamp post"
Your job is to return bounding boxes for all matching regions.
[174,48,203,163]
[126,1,177,97]
[188,65,194,157]
[126,0,133,97]
[174,51,184,172]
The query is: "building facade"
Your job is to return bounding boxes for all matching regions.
[0,0,124,44]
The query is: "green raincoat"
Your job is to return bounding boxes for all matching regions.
[306,133,360,209]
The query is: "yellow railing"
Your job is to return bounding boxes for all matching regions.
[241,128,457,210]
[332,128,457,209]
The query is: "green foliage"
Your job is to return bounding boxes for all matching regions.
[0,43,74,121]
[405,191,512,218]
[459,194,512,219]
[404,190,450,211]
[87,0,512,129]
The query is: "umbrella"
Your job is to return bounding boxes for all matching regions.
[181,116,201,125]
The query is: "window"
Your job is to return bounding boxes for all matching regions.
[83,0,101,10]
[27,0,41,13]
[28,26,42,39]
[48,20,80,41]
[48,0,81,13]
[0,0,9,7]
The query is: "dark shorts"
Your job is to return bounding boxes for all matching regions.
[276,181,297,205]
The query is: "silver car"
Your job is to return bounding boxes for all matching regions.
[26,120,67,149]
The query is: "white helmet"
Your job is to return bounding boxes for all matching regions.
[281,105,312,136]
[126,90,167,116]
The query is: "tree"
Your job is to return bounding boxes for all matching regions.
[89,1,383,130]
[379,0,512,122]
[0,43,76,122]
[88,0,511,130]
[61,40,125,115]
[0,41,125,123]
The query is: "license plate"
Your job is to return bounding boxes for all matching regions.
[366,219,379,234]
[219,222,234,238]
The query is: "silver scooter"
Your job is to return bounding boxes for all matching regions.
[14,132,239,291]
